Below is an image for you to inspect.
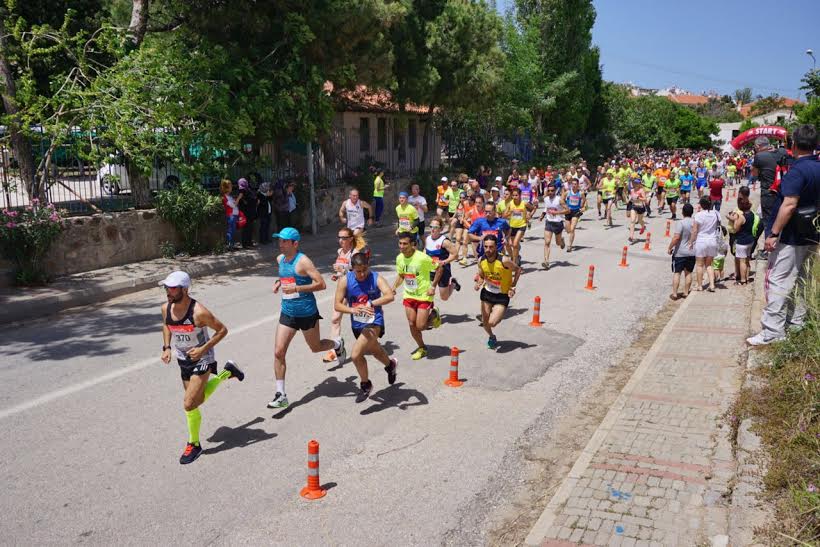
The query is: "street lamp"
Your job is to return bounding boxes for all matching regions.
[808,48,817,69]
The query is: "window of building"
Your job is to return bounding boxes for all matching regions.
[359,118,369,152]
[377,118,387,150]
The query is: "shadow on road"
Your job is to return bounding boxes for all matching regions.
[360,382,429,415]
[495,340,537,354]
[271,376,359,419]
[203,416,277,455]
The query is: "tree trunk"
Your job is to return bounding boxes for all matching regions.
[124,0,152,207]
[0,21,37,201]
[127,0,151,48]
[419,103,435,171]
[126,157,152,208]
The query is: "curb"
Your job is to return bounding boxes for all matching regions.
[0,252,266,326]
[523,292,697,546]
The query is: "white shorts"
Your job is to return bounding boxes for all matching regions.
[694,240,717,258]
[734,242,753,259]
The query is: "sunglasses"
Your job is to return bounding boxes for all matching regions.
[338,236,353,240]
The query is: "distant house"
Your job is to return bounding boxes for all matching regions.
[738,97,801,120]
[328,85,442,178]
[667,94,711,106]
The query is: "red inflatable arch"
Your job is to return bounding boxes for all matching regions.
[730,125,787,150]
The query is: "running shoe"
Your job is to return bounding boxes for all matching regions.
[335,338,347,366]
[266,392,289,409]
[431,307,442,329]
[451,278,461,292]
[322,349,337,363]
[179,442,202,465]
[385,358,398,385]
[541,261,550,270]
[746,332,785,347]
[355,380,373,403]
[224,360,245,382]
[639,225,645,235]
[411,347,427,360]
[459,258,468,266]
[487,335,498,350]
[559,240,565,250]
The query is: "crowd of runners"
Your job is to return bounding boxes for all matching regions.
[161,148,765,464]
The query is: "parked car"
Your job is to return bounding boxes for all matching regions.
[96,157,181,195]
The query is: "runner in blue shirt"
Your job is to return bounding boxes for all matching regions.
[469,201,511,258]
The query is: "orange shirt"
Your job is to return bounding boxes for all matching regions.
[462,204,477,228]
[436,184,448,206]
[653,168,671,187]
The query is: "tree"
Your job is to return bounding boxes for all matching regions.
[695,96,743,123]
[799,69,820,101]
[734,87,753,105]
[750,94,785,116]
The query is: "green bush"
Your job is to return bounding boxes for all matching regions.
[0,200,64,285]
[155,179,221,255]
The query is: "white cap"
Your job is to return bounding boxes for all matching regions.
[441,176,448,182]
[491,186,501,193]
[495,176,502,182]
[158,270,191,288]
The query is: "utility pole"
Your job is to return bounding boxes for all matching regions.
[306,142,317,235]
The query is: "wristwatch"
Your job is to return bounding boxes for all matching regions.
[770,232,780,238]
[162,345,171,351]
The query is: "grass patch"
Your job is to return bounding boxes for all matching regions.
[735,258,820,545]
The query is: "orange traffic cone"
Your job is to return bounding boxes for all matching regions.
[664,220,671,238]
[643,232,652,251]
[300,440,327,500]
[619,246,628,268]
[584,265,596,291]
[529,296,542,326]
[444,347,464,387]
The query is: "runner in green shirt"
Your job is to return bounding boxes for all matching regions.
[393,233,442,360]
[664,176,681,220]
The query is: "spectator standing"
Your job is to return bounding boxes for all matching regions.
[272,179,290,231]
[407,183,429,237]
[373,169,386,225]
[220,179,239,251]
[688,196,721,292]
[667,202,695,299]
[237,178,257,248]
[752,136,786,237]
[748,124,819,346]
[257,182,274,245]
[286,181,297,227]
[727,195,756,285]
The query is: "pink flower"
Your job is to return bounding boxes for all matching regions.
[7,210,17,218]
[31,198,39,204]
[5,222,16,228]
[809,484,817,493]
[47,203,55,210]
[49,214,59,222]
[805,373,816,382]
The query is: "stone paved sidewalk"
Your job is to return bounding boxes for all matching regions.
[525,281,756,547]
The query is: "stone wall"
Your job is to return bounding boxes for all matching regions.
[0,178,413,285]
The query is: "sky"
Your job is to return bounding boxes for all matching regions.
[498,0,817,100]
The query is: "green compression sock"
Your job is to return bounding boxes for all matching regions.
[185,408,202,445]
[203,369,231,401]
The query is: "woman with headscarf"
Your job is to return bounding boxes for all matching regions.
[237,178,257,248]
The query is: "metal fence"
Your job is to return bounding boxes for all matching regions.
[0,124,445,215]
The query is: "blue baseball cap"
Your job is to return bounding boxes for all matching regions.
[271,227,301,241]
[398,191,409,197]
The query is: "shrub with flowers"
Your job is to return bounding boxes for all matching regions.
[0,199,64,285]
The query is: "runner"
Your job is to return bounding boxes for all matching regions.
[449,192,467,264]
[160,270,244,464]
[641,168,656,218]
[408,183,429,239]
[338,188,374,236]
[695,161,708,198]
[679,166,694,204]
[436,176,450,217]
[505,187,536,264]
[395,191,420,241]
[425,217,461,300]
[268,228,345,409]
[653,161,670,214]
[595,165,605,218]
[539,184,569,269]
[627,176,647,243]
[323,227,368,366]
[563,179,585,252]
[468,200,510,260]
[475,234,521,350]
[599,170,617,227]
[394,232,442,360]
[457,194,479,265]
[665,171,681,220]
[334,253,398,403]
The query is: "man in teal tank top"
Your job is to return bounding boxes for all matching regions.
[267,228,346,409]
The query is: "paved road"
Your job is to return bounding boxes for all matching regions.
[1,202,689,545]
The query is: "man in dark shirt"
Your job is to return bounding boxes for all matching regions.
[751,136,787,237]
[748,124,819,346]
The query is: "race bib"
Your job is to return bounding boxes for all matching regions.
[404,273,418,291]
[456,211,464,220]
[280,277,299,299]
[512,210,524,219]
[352,303,375,324]
[485,277,502,294]
[431,256,440,265]
[334,257,349,273]
[398,217,412,230]
[169,324,194,346]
